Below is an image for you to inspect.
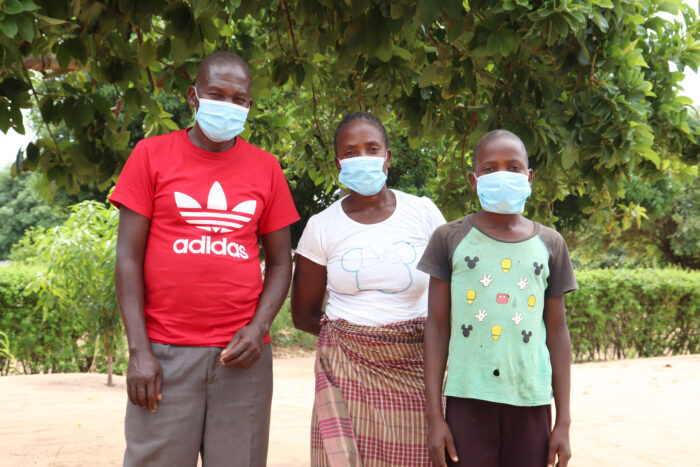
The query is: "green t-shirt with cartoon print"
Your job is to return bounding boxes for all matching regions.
[417,214,578,406]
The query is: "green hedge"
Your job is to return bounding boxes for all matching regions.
[567,268,699,362]
[0,264,93,374]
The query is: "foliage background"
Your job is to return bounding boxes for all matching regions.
[0,1,699,374]
[0,0,697,245]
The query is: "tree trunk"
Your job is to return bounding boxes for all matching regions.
[88,334,100,373]
[104,330,114,387]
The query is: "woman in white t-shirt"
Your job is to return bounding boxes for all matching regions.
[291,112,445,466]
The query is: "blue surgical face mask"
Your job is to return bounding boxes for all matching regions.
[338,156,388,196]
[476,171,531,214]
[194,87,249,142]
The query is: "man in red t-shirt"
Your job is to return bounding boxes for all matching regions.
[111,51,299,466]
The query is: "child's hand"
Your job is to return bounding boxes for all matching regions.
[547,423,571,467]
[427,418,458,466]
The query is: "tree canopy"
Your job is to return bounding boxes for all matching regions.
[1,0,698,236]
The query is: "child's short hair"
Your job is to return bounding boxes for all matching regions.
[333,112,389,157]
[473,129,528,168]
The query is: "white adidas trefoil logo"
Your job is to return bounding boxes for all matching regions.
[172,182,256,259]
[175,181,256,233]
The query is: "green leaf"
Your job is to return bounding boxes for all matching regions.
[657,1,679,14]
[0,16,18,38]
[486,32,499,55]
[626,49,648,68]
[270,58,290,86]
[20,0,40,11]
[393,46,412,60]
[439,0,463,18]
[418,62,440,88]
[0,105,9,132]
[417,0,439,24]
[497,28,517,56]
[638,146,660,168]
[375,33,393,62]
[15,13,33,41]
[292,62,305,86]
[55,41,72,70]
[589,10,609,32]
[171,37,189,64]
[562,139,579,169]
[137,39,157,67]
[32,12,66,25]
[56,37,88,68]
[3,0,23,15]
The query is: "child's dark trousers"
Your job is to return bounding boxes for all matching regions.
[446,396,551,467]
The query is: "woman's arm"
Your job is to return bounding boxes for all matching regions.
[544,294,572,467]
[424,276,458,466]
[290,254,327,335]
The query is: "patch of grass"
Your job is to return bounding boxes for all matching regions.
[270,300,317,350]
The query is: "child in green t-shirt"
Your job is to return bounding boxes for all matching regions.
[417,130,578,467]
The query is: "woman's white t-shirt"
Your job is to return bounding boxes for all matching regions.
[296,189,446,326]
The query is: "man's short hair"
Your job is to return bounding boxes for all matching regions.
[195,51,251,86]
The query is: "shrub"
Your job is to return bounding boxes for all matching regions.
[567,268,698,362]
[29,201,123,385]
[0,264,90,374]
[270,299,318,349]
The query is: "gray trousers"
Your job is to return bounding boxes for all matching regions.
[124,342,273,467]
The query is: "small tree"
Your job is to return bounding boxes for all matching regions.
[0,330,14,361]
[32,200,120,385]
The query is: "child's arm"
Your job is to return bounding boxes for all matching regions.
[544,295,572,467]
[424,276,458,466]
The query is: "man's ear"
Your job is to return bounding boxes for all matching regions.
[527,168,534,185]
[187,86,197,109]
[383,149,392,174]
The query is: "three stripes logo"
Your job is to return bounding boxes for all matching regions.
[171,182,255,259]
[174,181,256,233]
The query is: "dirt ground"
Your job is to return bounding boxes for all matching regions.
[1,354,698,466]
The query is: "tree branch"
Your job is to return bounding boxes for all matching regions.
[281,0,327,147]
[136,27,156,92]
[22,67,64,164]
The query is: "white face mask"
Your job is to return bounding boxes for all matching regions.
[476,171,531,213]
[194,87,249,142]
[338,156,387,196]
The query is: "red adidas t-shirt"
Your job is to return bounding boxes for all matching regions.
[109,129,299,347]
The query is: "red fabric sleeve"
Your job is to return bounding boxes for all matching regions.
[108,141,155,219]
[257,158,300,235]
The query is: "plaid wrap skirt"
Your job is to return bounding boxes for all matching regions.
[310,317,431,467]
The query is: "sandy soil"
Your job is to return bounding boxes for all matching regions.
[1,354,698,467]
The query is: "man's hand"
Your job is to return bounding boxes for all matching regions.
[219,323,267,368]
[547,423,571,467]
[126,349,162,412]
[427,418,458,467]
